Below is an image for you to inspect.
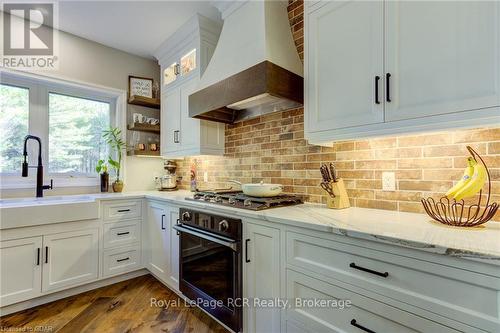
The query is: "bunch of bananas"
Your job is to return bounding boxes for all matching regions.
[446,157,487,201]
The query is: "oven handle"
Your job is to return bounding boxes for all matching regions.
[173,224,239,252]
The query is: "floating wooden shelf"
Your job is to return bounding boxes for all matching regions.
[128,95,160,109]
[127,122,160,134]
[127,149,161,157]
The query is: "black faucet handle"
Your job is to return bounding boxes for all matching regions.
[43,179,53,190]
[22,161,28,177]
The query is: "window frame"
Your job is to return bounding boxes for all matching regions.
[0,70,125,189]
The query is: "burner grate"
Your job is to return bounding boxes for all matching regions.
[187,191,304,210]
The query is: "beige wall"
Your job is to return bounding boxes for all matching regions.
[1,17,164,197]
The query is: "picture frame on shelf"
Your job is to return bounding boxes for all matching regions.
[128,75,153,99]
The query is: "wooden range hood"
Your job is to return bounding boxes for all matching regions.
[189,61,303,124]
[188,0,304,124]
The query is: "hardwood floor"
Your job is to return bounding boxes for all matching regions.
[0,275,229,333]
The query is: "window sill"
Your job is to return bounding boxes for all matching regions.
[0,175,99,190]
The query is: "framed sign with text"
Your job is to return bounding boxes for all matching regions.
[128,75,153,98]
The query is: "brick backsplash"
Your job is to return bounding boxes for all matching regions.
[175,0,500,220]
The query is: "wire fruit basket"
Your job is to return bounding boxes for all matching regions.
[421,146,498,227]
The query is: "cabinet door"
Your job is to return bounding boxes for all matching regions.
[166,207,180,290]
[42,229,99,292]
[147,201,169,283]
[385,1,500,121]
[305,0,384,132]
[179,78,200,151]
[161,87,181,155]
[0,237,42,306]
[244,222,281,333]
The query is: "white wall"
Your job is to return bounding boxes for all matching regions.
[1,18,164,197]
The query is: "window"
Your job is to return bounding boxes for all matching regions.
[0,72,119,187]
[49,93,110,174]
[0,84,29,173]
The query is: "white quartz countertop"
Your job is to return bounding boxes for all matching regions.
[3,190,500,260]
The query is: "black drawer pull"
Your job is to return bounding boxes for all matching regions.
[386,73,391,102]
[45,246,49,264]
[117,209,130,212]
[161,214,166,230]
[349,262,388,278]
[351,319,376,333]
[117,231,130,236]
[374,75,380,104]
[117,257,130,262]
[245,239,251,263]
[36,248,40,266]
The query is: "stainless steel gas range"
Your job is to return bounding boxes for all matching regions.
[186,190,304,210]
[174,191,303,332]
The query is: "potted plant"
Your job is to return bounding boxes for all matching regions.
[95,159,109,192]
[103,127,127,193]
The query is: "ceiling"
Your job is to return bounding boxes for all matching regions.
[57,1,221,59]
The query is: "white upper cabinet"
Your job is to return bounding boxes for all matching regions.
[306,0,384,132]
[161,88,181,156]
[385,1,500,122]
[305,1,500,144]
[155,14,225,158]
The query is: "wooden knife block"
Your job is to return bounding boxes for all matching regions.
[326,179,350,209]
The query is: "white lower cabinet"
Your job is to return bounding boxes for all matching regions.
[166,207,180,290]
[0,228,99,307]
[103,244,142,277]
[244,221,281,333]
[147,201,169,281]
[286,270,459,333]
[146,201,179,290]
[0,237,43,306]
[42,229,99,292]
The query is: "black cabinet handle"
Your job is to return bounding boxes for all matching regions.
[173,130,180,143]
[349,262,388,278]
[351,319,376,333]
[245,239,251,263]
[386,73,391,102]
[116,257,130,262]
[117,209,130,212]
[36,248,40,266]
[117,231,130,236]
[161,214,166,230]
[45,246,49,264]
[374,76,380,104]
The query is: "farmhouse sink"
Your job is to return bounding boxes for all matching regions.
[0,195,99,229]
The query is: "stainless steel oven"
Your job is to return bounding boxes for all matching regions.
[173,208,242,332]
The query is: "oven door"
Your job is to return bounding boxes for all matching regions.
[174,224,242,332]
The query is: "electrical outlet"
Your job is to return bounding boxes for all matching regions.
[203,171,208,182]
[382,172,396,191]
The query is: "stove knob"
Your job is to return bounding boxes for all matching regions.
[219,220,229,232]
[182,212,191,221]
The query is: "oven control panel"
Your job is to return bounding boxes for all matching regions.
[179,208,242,240]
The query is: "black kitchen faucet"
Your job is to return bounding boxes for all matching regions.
[22,135,53,197]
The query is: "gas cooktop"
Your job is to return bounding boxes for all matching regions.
[186,190,304,211]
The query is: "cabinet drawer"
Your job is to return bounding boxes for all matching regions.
[286,231,500,331]
[103,245,141,277]
[103,220,141,249]
[286,269,459,333]
[102,200,142,221]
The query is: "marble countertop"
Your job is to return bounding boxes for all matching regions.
[3,190,500,260]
